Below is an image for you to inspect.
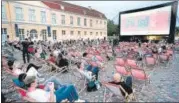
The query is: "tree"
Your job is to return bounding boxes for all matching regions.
[175,27,179,36]
[107,19,118,36]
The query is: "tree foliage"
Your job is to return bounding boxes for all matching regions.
[107,19,118,36]
[175,27,179,36]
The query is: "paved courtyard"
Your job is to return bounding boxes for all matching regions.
[1,47,179,102]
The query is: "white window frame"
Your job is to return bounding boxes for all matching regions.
[52,13,56,24]
[78,31,81,35]
[77,17,81,26]
[84,31,87,35]
[90,32,93,35]
[62,30,66,35]
[70,31,74,35]
[84,18,87,26]
[61,15,65,25]
[70,16,73,25]
[96,32,98,36]
[90,19,93,27]
[19,29,25,40]
[41,11,46,23]
[15,7,23,21]
[29,9,36,22]
[52,30,57,40]
[2,5,7,20]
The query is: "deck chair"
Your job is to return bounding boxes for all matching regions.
[130,68,151,85]
[144,56,157,67]
[102,82,136,102]
[12,78,45,102]
[126,59,139,69]
[115,58,125,66]
[115,65,131,76]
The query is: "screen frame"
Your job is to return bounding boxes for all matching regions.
[119,2,175,36]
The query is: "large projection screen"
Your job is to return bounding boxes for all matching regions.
[120,6,172,36]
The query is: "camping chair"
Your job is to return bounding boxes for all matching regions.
[144,56,157,68]
[115,57,125,66]
[130,68,151,86]
[126,59,139,69]
[115,65,131,76]
[102,82,136,102]
[12,78,45,102]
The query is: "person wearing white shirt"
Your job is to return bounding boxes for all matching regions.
[24,76,80,102]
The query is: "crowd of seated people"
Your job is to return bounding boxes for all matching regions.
[3,37,177,102]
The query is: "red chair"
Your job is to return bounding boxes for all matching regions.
[13,81,45,102]
[131,68,149,85]
[115,65,131,76]
[95,55,104,62]
[145,57,156,66]
[90,61,98,67]
[115,58,125,66]
[126,59,138,69]
[159,54,169,62]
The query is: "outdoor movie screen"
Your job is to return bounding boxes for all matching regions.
[120,6,172,36]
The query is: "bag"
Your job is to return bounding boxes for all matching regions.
[86,81,97,92]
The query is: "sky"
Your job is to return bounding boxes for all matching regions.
[65,1,179,26]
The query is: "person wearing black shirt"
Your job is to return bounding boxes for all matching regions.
[56,53,69,73]
[108,73,133,97]
[21,38,31,63]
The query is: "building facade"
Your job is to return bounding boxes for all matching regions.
[2,1,107,42]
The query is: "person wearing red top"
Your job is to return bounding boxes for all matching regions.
[48,54,56,63]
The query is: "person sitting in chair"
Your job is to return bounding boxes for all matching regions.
[7,61,43,80]
[23,76,80,102]
[80,52,99,80]
[108,73,133,99]
[56,53,68,73]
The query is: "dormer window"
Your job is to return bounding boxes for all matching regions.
[83,10,86,15]
[100,14,102,18]
[61,5,64,10]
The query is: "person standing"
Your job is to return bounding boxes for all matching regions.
[21,38,31,63]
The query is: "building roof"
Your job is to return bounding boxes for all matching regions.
[42,1,107,19]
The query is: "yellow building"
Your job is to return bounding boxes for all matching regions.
[2,1,107,42]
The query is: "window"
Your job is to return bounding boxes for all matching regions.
[90,32,93,35]
[96,20,98,24]
[2,5,6,20]
[78,31,81,35]
[90,19,92,27]
[77,17,81,26]
[41,29,47,40]
[41,11,46,23]
[52,13,56,24]
[61,15,65,25]
[70,16,73,25]
[52,30,57,40]
[15,7,23,21]
[2,28,7,34]
[96,32,98,36]
[84,18,87,26]
[100,20,102,24]
[29,9,35,22]
[19,29,25,40]
[100,32,102,36]
[70,31,74,35]
[84,31,87,35]
[62,30,66,35]
[104,21,106,25]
